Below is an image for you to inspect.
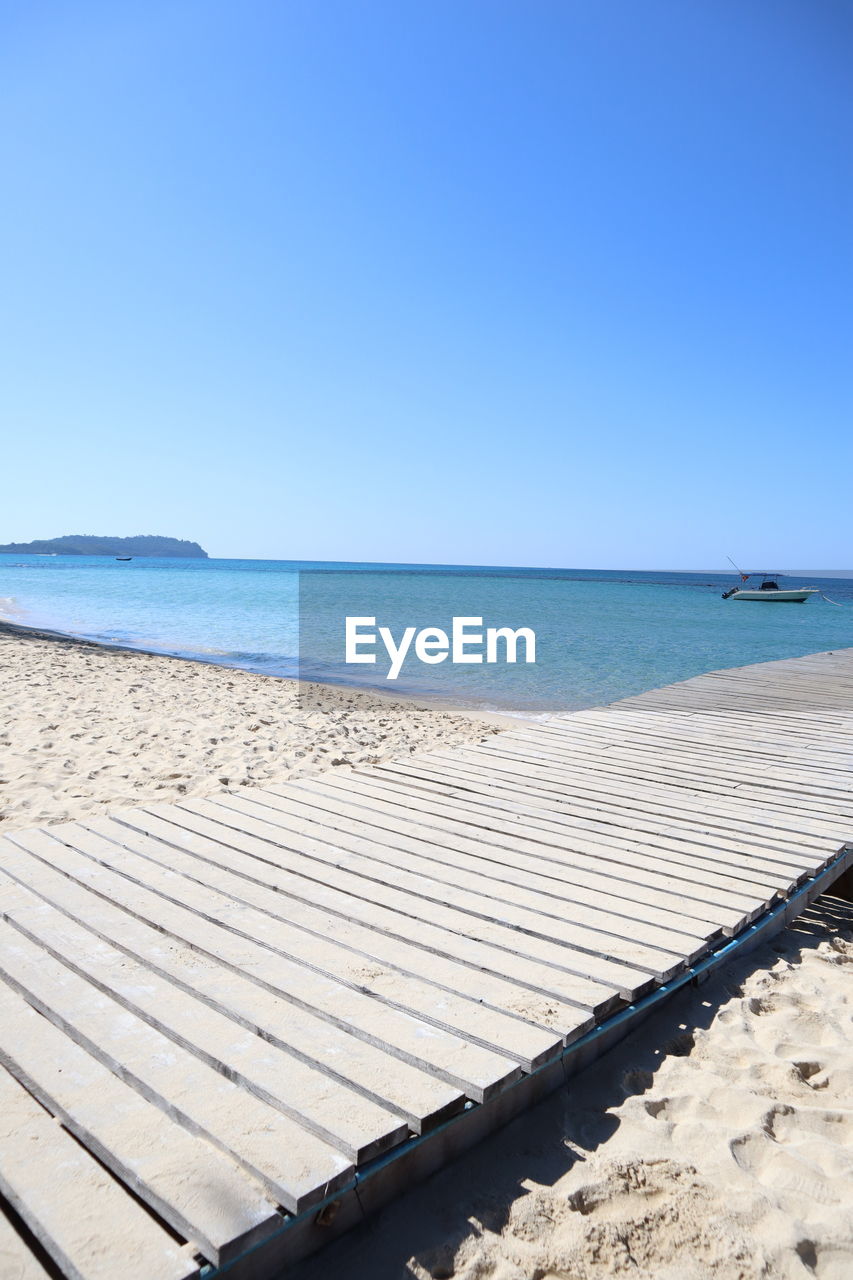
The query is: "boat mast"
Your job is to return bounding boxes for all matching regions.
[727,555,749,583]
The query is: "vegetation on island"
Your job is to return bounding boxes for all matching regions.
[0,535,208,558]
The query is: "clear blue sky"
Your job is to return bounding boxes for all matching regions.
[1,1,850,567]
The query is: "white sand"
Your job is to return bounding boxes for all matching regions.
[298,894,853,1280]
[0,624,507,832]
[1,624,851,1278]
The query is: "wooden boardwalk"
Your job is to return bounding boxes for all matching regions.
[1,649,852,1278]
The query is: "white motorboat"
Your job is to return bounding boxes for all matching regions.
[722,575,817,603]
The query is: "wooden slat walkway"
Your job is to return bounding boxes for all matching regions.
[1,648,852,1277]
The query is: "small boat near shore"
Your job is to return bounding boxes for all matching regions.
[722,573,817,603]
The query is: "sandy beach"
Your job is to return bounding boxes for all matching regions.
[1,623,851,1278]
[0,623,508,833]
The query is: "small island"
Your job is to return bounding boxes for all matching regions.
[0,534,209,558]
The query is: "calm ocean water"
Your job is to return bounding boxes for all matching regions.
[1,556,852,714]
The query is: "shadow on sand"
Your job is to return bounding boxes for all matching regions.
[292,892,853,1280]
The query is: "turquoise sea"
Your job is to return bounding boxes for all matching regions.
[1,556,851,714]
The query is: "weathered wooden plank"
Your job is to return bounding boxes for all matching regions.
[0,977,281,1267]
[517,732,853,795]
[172,795,697,982]
[612,692,853,729]
[0,1202,53,1280]
[199,792,695,988]
[556,707,853,764]
[474,736,852,804]
[506,729,853,795]
[0,835,523,1100]
[262,775,779,911]
[0,859,462,1137]
[583,690,853,720]
[81,814,601,1037]
[330,766,815,885]
[469,741,848,853]
[292,773,796,927]
[645,667,853,695]
[603,695,853,719]
[46,820,564,1070]
[571,688,853,718]
[589,686,853,720]
[97,810,610,1025]
[377,773,840,884]
[0,877,408,1165]
[372,755,833,868]
[200,790,754,940]
[0,882,355,1215]
[371,757,825,869]
[0,1061,199,1280]
[698,787,851,824]
[133,797,714,962]
[442,741,853,832]
[398,748,847,847]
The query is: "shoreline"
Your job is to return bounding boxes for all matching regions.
[0,617,532,727]
[0,622,518,832]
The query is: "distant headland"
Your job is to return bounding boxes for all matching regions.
[0,535,208,558]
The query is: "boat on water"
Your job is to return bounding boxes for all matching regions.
[115,556,132,561]
[722,574,817,603]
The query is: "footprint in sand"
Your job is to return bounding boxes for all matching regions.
[553,1158,755,1278]
[730,1106,853,1225]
